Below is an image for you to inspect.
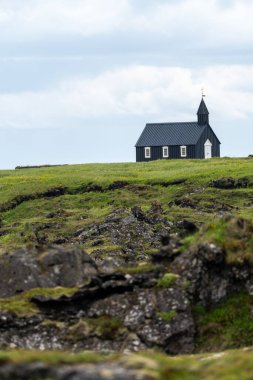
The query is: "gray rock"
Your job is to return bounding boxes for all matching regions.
[2,236,253,355]
[0,246,97,297]
[211,177,251,189]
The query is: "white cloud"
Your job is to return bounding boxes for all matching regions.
[131,0,253,48]
[1,64,253,128]
[0,0,131,39]
[0,0,253,49]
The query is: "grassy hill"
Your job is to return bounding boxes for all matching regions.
[0,157,253,379]
[0,157,253,255]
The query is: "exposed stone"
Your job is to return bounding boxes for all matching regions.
[171,198,198,209]
[160,233,170,246]
[108,181,129,190]
[75,208,169,264]
[91,239,104,247]
[131,206,146,221]
[1,201,253,357]
[85,184,104,193]
[6,266,192,354]
[53,237,69,245]
[177,220,198,234]
[211,177,251,189]
[170,242,253,307]
[152,234,181,263]
[0,246,97,297]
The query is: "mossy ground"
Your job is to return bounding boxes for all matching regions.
[0,350,105,365]
[156,273,179,288]
[157,310,177,321]
[0,158,252,256]
[66,316,124,342]
[116,263,159,275]
[0,159,252,377]
[194,293,253,352]
[0,287,78,316]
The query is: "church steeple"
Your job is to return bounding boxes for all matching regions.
[197,97,209,125]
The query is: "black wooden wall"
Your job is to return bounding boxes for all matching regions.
[136,145,196,162]
[195,126,220,158]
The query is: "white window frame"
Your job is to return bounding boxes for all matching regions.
[162,146,169,158]
[144,147,151,159]
[180,145,187,157]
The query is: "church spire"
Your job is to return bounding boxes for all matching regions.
[197,94,209,125]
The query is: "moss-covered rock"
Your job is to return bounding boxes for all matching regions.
[156,273,179,288]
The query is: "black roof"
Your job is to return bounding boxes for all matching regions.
[135,122,208,147]
[197,98,209,115]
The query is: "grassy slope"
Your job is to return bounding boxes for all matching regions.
[0,157,253,253]
[1,158,253,359]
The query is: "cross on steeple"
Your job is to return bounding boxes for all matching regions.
[201,88,206,98]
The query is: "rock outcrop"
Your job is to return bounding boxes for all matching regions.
[211,177,252,189]
[0,238,252,355]
[0,261,195,354]
[0,246,97,297]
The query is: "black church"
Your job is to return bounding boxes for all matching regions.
[135,98,221,161]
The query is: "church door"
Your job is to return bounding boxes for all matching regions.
[204,139,212,159]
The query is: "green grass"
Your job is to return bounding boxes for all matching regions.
[0,350,106,365]
[156,273,179,288]
[194,293,253,352]
[116,263,159,275]
[0,157,252,204]
[0,287,78,316]
[0,158,252,254]
[185,216,253,265]
[0,158,252,377]
[157,310,177,321]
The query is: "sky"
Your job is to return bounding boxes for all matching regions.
[0,0,253,168]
